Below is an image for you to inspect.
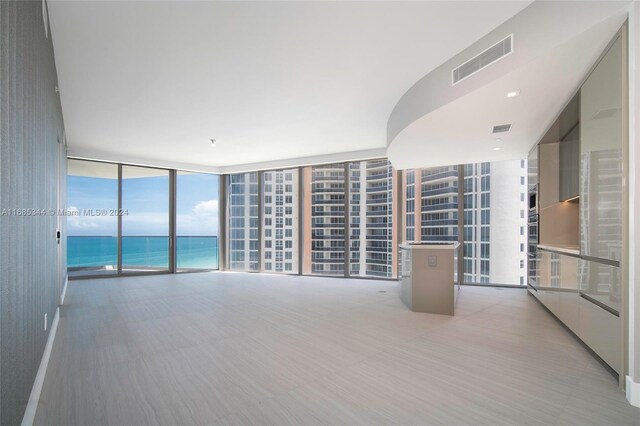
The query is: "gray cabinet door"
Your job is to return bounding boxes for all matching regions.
[559,92,580,201]
[579,36,623,262]
[559,126,580,201]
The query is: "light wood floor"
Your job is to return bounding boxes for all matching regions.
[34,273,639,425]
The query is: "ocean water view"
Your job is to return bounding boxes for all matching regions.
[68,236,219,271]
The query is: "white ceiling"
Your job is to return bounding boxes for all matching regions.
[386,2,630,169]
[387,17,625,169]
[48,0,531,171]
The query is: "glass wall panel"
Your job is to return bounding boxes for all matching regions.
[121,166,170,272]
[402,161,527,286]
[262,169,299,273]
[302,164,346,276]
[401,165,459,244]
[348,159,397,278]
[227,172,259,271]
[67,159,118,277]
[176,171,220,271]
[462,160,527,285]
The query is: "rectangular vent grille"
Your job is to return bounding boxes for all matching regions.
[452,35,513,85]
[492,124,512,133]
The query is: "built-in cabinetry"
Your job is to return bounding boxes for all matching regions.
[527,30,624,376]
[538,92,580,250]
[559,93,580,201]
[529,249,621,373]
[579,35,623,264]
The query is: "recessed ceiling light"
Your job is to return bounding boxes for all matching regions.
[506,90,520,98]
[493,147,502,151]
[210,139,216,148]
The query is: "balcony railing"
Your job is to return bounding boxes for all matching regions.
[420,203,459,211]
[420,170,458,182]
[421,187,459,198]
[67,236,220,275]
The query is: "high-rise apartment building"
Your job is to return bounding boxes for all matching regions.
[262,169,299,273]
[349,160,397,278]
[403,165,459,248]
[303,160,397,278]
[403,160,527,285]
[463,161,527,284]
[303,164,346,276]
[228,172,259,271]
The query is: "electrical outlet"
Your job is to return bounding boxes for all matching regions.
[44,313,47,331]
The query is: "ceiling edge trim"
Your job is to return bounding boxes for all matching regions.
[67,148,223,173]
[218,148,388,174]
[67,147,389,174]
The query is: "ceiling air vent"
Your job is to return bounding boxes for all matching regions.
[452,34,513,85]
[492,124,512,133]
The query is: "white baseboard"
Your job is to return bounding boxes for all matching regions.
[21,306,60,426]
[627,376,640,408]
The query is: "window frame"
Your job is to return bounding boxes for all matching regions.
[67,158,221,280]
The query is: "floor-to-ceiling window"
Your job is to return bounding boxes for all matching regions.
[348,159,397,278]
[176,171,220,271]
[420,166,460,243]
[224,162,396,278]
[462,160,527,285]
[302,164,346,276]
[227,172,259,271]
[401,165,459,244]
[69,157,523,284]
[121,166,170,272]
[402,160,527,286]
[298,160,397,279]
[67,160,119,277]
[404,170,417,242]
[262,169,299,274]
[67,160,220,278]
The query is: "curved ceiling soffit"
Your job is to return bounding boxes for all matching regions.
[385,1,630,158]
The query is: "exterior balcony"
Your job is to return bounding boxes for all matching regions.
[421,187,459,198]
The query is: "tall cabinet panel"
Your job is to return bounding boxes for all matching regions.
[528,27,626,377]
[579,36,623,263]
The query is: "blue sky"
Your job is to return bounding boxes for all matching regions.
[68,173,219,236]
